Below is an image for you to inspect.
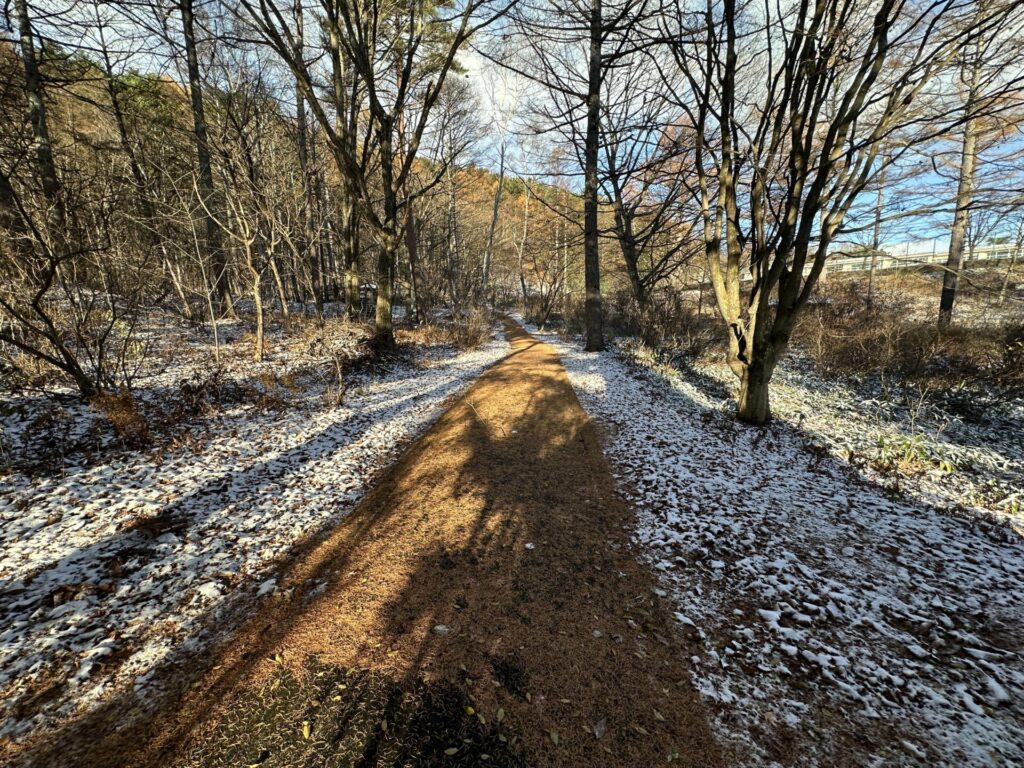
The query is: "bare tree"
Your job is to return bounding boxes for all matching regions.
[235,0,518,347]
[479,66,522,298]
[177,0,231,309]
[660,0,1020,424]
[935,18,1024,326]
[499,0,654,351]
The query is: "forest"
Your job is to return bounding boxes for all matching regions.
[1,1,1023,767]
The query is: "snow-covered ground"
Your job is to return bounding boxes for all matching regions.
[0,324,508,742]
[526,321,1024,767]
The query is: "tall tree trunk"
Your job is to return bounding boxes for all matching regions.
[939,64,980,328]
[269,255,290,320]
[582,0,604,351]
[14,0,65,233]
[446,170,459,309]
[251,265,264,362]
[373,236,396,347]
[867,162,886,308]
[517,189,530,313]
[342,197,361,319]
[180,0,229,309]
[405,202,421,323]
[293,0,322,316]
[483,141,505,298]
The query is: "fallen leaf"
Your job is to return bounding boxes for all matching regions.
[594,718,607,738]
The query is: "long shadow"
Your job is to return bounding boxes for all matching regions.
[0,348,456,475]
[0,363,498,750]
[1,370,470,597]
[15,322,725,768]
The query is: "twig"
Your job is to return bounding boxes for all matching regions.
[466,398,507,438]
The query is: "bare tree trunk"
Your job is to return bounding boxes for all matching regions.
[999,232,1020,307]
[867,163,886,308]
[483,141,505,298]
[737,355,775,425]
[293,0,322,317]
[446,169,459,309]
[180,0,230,309]
[939,64,980,328]
[517,187,530,313]
[251,266,265,362]
[15,0,65,233]
[562,214,570,314]
[697,262,707,316]
[341,197,360,319]
[269,255,290,320]
[405,202,421,323]
[373,237,396,347]
[164,255,192,315]
[582,0,604,351]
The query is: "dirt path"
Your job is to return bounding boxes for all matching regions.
[27,321,722,767]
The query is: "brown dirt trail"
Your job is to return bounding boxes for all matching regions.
[22,321,722,767]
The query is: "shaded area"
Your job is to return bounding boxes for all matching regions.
[188,660,525,768]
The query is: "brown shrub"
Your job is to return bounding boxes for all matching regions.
[998,323,1024,388]
[399,310,494,351]
[604,288,723,362]
[397,323,451,348]
[448,309,493,350]
[793,281,1010,392]
[91,391,150,447]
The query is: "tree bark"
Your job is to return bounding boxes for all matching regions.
[180,0,230,309]
[867,162,886,308]
[341,197,360,319]
[517,188,530,313]
[483,141,505,298]
[15,0,65,233]
[373,237,396,348]
[737,360,773,425]
[405,201,421,323]
[269,255,289,320]
[446,168,460,309]
[939,63,981,328]
[293,0,323,317]
[251,266,264,362]
[582,0,604,351]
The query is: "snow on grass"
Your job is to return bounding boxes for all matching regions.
[0,329,508,741]
[524,321,1024,767]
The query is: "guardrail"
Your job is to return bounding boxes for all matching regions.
[825,243,1018,275]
